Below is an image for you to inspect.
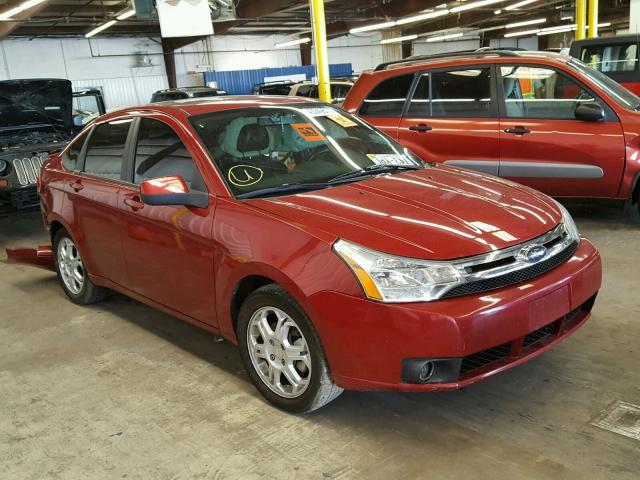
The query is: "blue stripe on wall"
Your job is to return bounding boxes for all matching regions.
[202,64,353,95]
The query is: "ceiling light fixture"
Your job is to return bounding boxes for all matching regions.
[380,34,418,44]
[504,28,541,38]
[349,20,395,34]
[450,0,503,14]
[116,9,136,21]
[395,9,449,26]
[505,0,540,12]
[537,27,573,36]
[505,18,546,29]
[494,9,502,15]
[274,37,311,48]
[426,32,464,42]
[539,23,576,32]
[0,0,47,20]
[85,20,117,38]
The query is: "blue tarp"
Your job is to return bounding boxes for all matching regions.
[202,63,353,95]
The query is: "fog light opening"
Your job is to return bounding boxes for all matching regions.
[418,361,435,383]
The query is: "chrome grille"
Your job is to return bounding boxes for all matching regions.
[12,153,48,186]
[441,223,576,299]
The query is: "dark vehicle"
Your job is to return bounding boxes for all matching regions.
[252,81,295,96]
[150,86,227,103]
[72,88,106,128]
[0,79,77,210]
[570,35,640,94]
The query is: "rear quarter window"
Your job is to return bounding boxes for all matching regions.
[62,130,89,171]
[358,73,414,117]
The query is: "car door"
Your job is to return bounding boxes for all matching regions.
[118,116,217,325]
[356,73,415,140]
[397,65,501,175]
[497,63,625,198]
[65,118,132,286]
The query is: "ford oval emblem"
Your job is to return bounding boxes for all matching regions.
[521,245,548,263]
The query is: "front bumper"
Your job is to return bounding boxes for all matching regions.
[308,238,602,391]
[0,185,39,210]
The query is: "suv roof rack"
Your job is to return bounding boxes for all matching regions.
[373,49,522,71]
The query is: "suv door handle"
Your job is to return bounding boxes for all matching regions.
[408,124,433,132]
[124,195,144,211]
[69,180,84,192]
[504,126,531,135]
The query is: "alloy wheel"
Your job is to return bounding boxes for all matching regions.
[57,237,85,295]
[247,306,312,398]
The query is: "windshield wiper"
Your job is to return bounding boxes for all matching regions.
[328,164,423,183]
[236,182,331,199]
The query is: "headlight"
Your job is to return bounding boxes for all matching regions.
[333,239,464,303]
[557,202,580,242]
[0,159,8,175]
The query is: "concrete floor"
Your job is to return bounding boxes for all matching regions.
[1,206,639,480]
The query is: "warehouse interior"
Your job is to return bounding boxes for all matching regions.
[1,1,639,479]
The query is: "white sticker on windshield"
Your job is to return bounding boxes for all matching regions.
[304,107,336,117]
[367,154,415,166]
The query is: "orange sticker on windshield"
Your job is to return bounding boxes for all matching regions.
[292,123,325,142]
[327,114,357,128]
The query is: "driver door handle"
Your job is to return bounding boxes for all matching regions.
[504,126,531,135]
[124,195,144,211]
[408,124,433,132]
[69,180,84,192]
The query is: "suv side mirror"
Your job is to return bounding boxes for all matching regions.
[575,102,606,122]
[140,175,208,209]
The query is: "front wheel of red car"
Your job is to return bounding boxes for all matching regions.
[53,229,107,305]
[237,284,343,413]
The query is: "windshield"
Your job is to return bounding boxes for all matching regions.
[569,58,640,110]
[189,104,426,198]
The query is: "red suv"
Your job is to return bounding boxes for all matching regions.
[343,50,640,213]
[15,97,601,412]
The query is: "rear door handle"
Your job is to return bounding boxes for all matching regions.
[408,124,433,132]
[504,126,531,135]
[69,181,84,192]
[124,196,144,211]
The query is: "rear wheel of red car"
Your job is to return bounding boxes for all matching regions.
[237,284,342,413]
[53,229,106,305]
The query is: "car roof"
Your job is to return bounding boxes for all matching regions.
[571,34,640,47]
[153,86,218,94]
[375,50,572,73]
[102,95,323,119]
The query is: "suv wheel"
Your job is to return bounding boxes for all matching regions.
[53,229,107,305]
[237,284,342,413]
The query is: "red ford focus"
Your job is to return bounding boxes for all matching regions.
[22,96,601,412]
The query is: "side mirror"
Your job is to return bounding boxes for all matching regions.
[575,102,606,122]
[140,175,208,209]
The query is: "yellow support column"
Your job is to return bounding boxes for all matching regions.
[576,0,587,40]
[588,0,599,38]
[310,0,331,103]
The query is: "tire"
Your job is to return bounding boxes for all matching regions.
[237,283,343,413]
[53,229,107,305]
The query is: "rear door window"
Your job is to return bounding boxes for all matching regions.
[581,43,639,73]
[83,119,132,180]
[407,67,494,118]
[358,73,414,117]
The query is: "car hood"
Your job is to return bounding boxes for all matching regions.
[246,166,563,260]
[0,79,73,135]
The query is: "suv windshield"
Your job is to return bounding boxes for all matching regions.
[189,105,425,198]
[569,58,640,110]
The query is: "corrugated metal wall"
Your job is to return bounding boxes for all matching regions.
[72,75,169,110]
[203,64,353,95]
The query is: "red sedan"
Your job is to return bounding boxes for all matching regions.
[18,97,601,412]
